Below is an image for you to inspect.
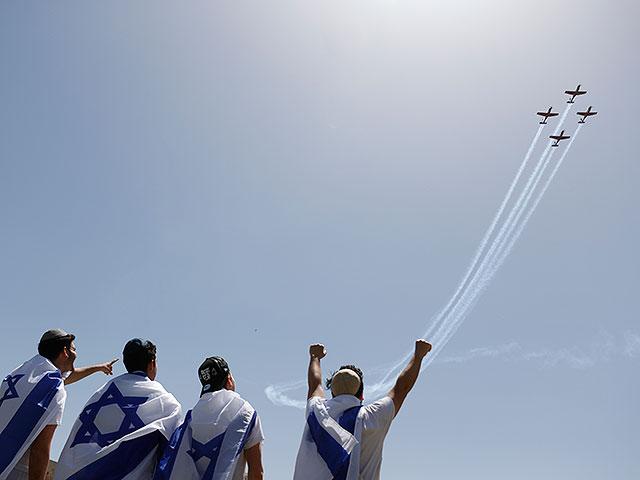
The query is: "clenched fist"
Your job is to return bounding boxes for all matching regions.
[414,339,432,358]
[309,344,326,359]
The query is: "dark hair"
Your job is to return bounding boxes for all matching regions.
[325,364,364,398]
[123,339,157,373]
[38,335,75,363]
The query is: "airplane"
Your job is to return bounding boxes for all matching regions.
[577,106,598,123]
[536,107,559,124]
[550,130,570,147]
[565,84,587,103]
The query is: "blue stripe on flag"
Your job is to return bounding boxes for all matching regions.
[307,411,350,480]
[236,411,257,456]
[0,371,62,474]
[338,406,361,436]
[154,410,193,480]
[65,431,161,480]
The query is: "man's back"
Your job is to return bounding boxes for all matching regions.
[302,395,395,480]
[54,372,181,480]
[190,390,264,480]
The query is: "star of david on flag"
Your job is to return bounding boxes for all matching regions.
[154,389,260,480]
[0,374,24,408]
[54,372,181,480]
[71,382,148,448]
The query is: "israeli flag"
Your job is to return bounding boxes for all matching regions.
[0,356,66,480]
[54,372,181,480]
[155,390,257,480]
[293,398,363,480]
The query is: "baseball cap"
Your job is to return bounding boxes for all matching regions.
[330,369,362,397]
[39,329,74,343]
[198,356,229,395]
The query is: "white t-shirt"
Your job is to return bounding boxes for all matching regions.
[306,395,396,480]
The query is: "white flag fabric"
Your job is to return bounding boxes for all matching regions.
[0,355,66,480]
[54,372,181,480]
[155,390,259,480]
[293,396,363,480]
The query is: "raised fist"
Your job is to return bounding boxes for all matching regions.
[415,339,432,358]
[309,344,326,359]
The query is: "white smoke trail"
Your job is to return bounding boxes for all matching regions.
[423,105,575,366]
[438,332,639,368]
[265,104,582,407]
[422,146,555,365]
[486,124,583,280]
[264,380,307,408]
[365,125,547,397]
[623,332,640,358]
[422,125,545,334]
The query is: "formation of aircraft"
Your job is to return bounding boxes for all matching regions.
[536,107,559,124]
[534,86,597,147]
[564,85,587,103]
[549,130,570,147]
[577,106,598,123]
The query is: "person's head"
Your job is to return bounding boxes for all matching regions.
[38,329,77,373]
[123,338,157,380]
[198,356,235,396]
[326,365,364,400]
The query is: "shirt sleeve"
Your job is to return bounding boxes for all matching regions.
[244,413,265,450]
[47,387,67,426]
[305,396,324,417]
[361,396,395,432]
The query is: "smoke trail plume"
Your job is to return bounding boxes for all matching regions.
[265,103,587,407]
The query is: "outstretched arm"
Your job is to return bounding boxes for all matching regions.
[387,339,432,415]
[307,344,326,400]
[65,358,119,385]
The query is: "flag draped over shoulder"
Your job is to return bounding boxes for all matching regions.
[54,372,181,480]
[294,397,363,480]
[0,355,66,480]
[155,390,257,480]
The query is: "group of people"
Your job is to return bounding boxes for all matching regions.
[0,329,432,480]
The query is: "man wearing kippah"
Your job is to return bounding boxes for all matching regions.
[0,329,118,480]
[54,338,182,480]
[154,356,264,480]
[293,339,432,480]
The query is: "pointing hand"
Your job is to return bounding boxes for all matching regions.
[97,358,119,375]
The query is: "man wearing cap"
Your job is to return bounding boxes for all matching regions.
[54,338,182,480]
[0,329,118,480]
[293,339,432,480]
[154,356,264,480]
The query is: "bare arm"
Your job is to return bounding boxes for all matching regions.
[245,442,264,480]
[307,344,326,400]
[387,339,432,415]
[65,358,119,385]
[28,425,56,480]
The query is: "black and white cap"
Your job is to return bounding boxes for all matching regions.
[198,356,230,395]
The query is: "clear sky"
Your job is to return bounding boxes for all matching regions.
[1,1,638,478]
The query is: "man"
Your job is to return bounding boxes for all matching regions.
[0,329,118,480]
[154,356,264,480]
[54,338,182,480]
[293,339,432,480]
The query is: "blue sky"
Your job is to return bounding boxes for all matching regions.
[1,1,638,478]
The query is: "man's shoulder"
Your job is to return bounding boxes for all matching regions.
[360,397,395,428]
